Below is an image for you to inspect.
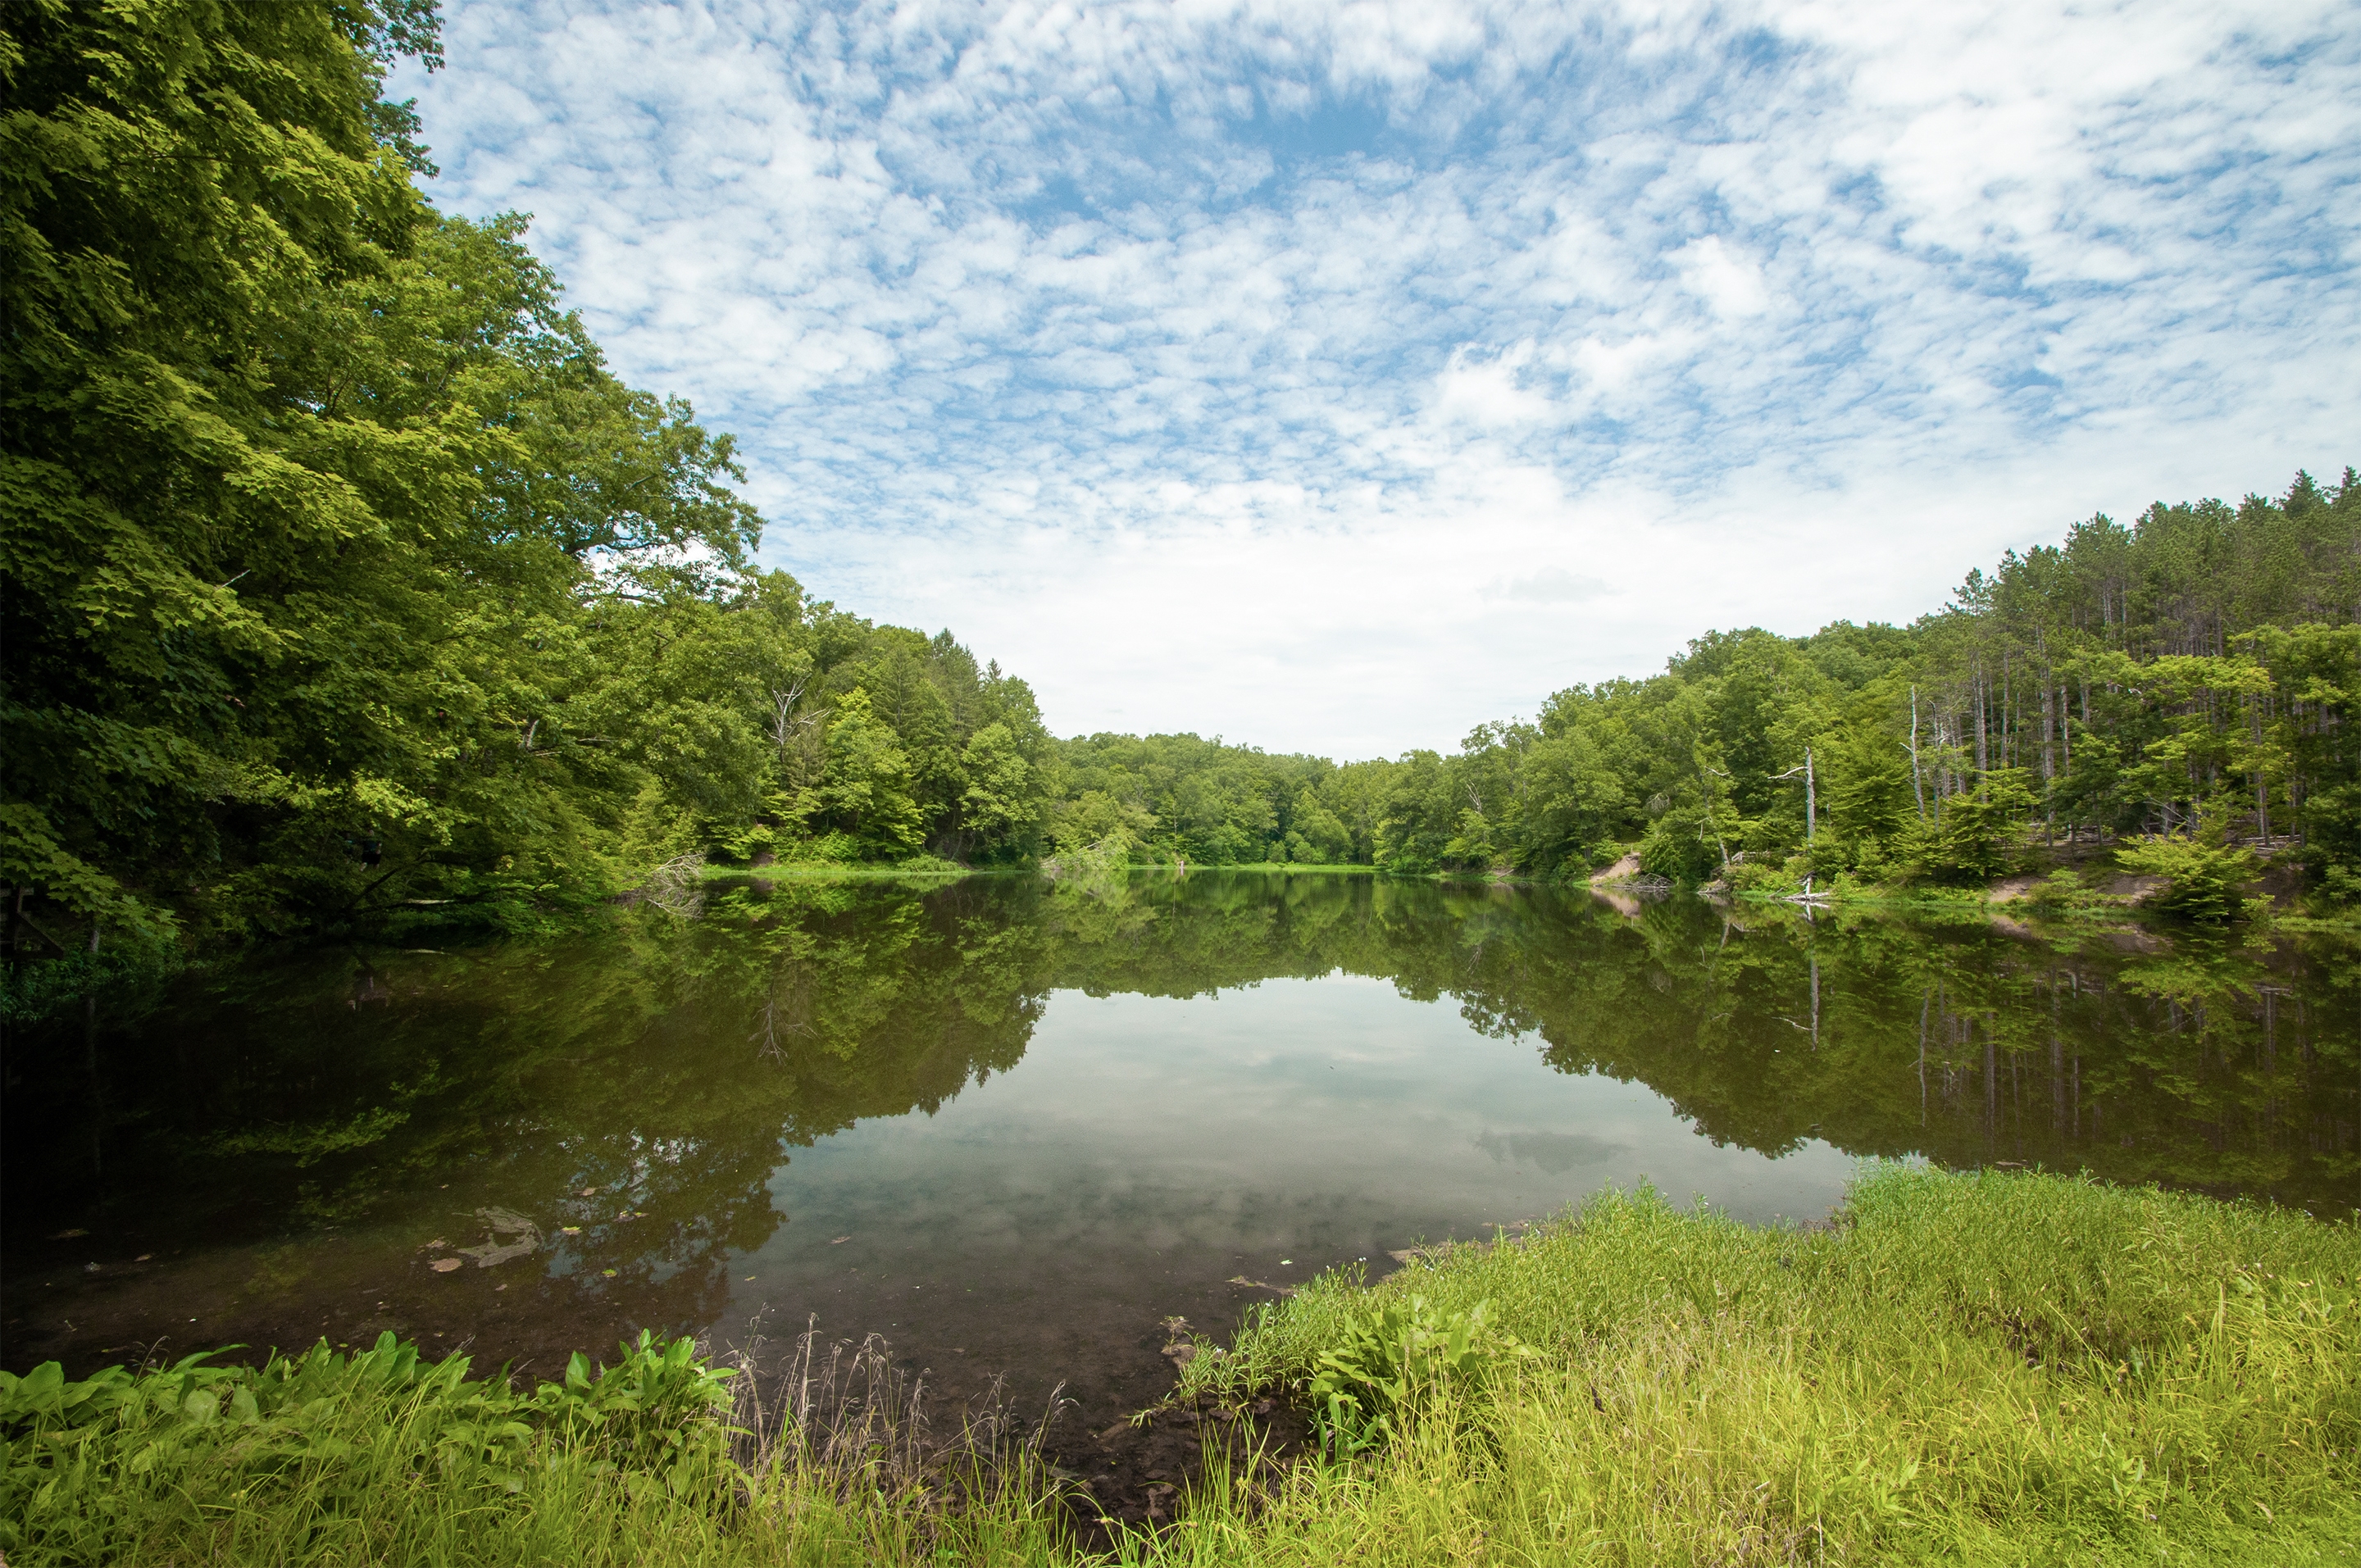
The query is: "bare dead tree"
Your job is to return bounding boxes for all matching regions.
[769,677,824,766]
[1907,685,1927,821]
[1771,748,1817,845]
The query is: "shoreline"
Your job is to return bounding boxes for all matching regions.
[10,1167,2355,1565]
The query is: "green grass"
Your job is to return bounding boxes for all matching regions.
[7,1168,2356,1565]
[1170,1166,2361,1565]
[0,1328,1067,1566]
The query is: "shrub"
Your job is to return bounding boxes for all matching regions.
[1637,807,1722,884]
[1917,770,2035,883]
[2116,834,2258,923]
[1726,855,1812,895]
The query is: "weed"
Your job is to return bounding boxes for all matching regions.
[1302,1297,1536,1460]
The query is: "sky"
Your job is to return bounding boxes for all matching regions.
[397,0,2361,758]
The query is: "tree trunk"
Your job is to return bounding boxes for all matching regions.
[1974,670,1990,775]
[1804,747,1815,845]
[2061,680,2072,776]
[1909,687,1927,821]
[2251,693,2270,840]
[2040,676,2055,844]
[2002,650,2013,770]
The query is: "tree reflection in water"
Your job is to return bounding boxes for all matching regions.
[4,872,2354,1384]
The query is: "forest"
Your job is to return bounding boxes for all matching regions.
[6,2,2359,961]
[1003,472,2361,911]
[1355,478,2361,900]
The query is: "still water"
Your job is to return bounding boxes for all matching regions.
[4,871,2355,1429]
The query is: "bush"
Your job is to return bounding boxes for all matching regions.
[2116,834,2259,923]
[1917,769,2035,883]
[1725,857,1799,894]
[803,831,862,864]
[0,931,187,1023]
[1637,807,1722,884]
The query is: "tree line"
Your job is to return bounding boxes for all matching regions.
[1052,475,2360,913]
[6,3,2357,959]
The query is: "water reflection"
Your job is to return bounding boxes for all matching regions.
[4,872,2354,1416]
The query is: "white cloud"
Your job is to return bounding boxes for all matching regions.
[399,0,2361,756]
[1671,237,1770,320]
[1431,342,1554,427]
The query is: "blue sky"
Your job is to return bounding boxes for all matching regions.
[398,0,2361,757]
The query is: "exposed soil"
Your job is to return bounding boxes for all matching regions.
[2097,872,2166,902]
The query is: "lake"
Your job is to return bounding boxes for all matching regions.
[4,870,2354,1433]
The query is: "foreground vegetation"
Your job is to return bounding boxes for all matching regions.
[6,1168,2354,1565]
[1169,1168,2361,1565]
[0,1325,1069,1567]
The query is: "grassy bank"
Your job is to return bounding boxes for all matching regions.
[0,1328,1069,1567]
[1169,1168,2361,1565]
[7,1170,2356,1565]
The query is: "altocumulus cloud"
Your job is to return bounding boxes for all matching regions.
[400,0,2361,757]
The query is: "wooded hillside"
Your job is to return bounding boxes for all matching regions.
[1,2,1058,947]
[1038,475,2361,906]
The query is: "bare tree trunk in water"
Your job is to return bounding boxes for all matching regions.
[86,987,104,1181]
[2050,985,2064,1132]
[1984,1025,1997,1140]
[1809,956,1820,1049]
[1917,989,1930,1125]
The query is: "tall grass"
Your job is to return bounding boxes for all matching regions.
[6,1168,2355,1564]
[0,1325,1069,1566]
[1168,1166,2361,1564]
